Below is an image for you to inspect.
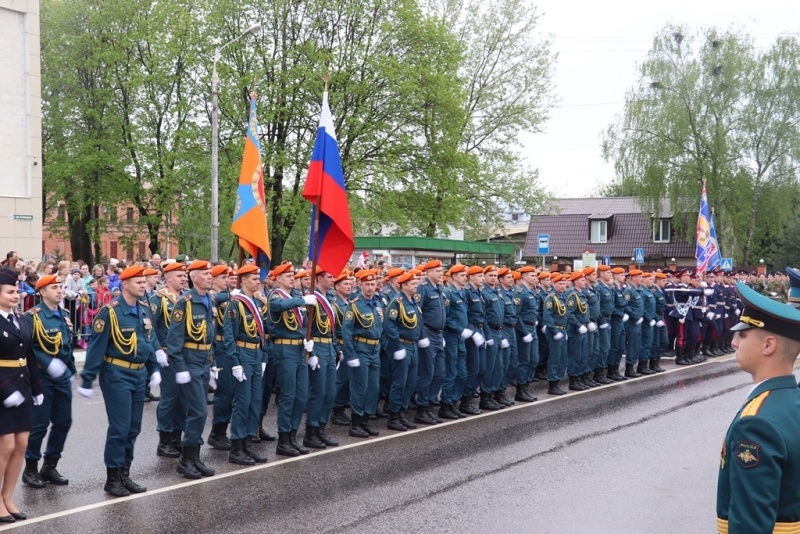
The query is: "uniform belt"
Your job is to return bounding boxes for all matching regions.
[273,339,302,346]
[354,336,379,345]
[0,358,26,368]
[488,325,502,331]
[469,323,483,329]
[424,326,442,334]
[503,323,516,328]
[399,338,416,345]
[235,340,261,350]
[523,321,536,326]
[716,517,800,534]
[337,339,344,345]
[183,342,212,351]
[216,335,224,342]
[312,337,332,344]
[103,356,144,370]
[161,346,168,351]
[553,325,566,330]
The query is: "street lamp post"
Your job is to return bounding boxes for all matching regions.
[210,22,261,262]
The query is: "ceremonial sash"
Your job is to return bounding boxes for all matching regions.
[231,294,264,339]
[273,288,304,327]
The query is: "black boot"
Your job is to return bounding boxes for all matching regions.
[594,368,613,385]
[387,412,407,431]
[459,396,480,416]
[157,431,181,458]
[361,416,380,436]
[374,400,389,419]
[207,423,232,451]
[243,437,268,463]
[288,430,309,455]
[145,387,159,402]
[104,467,130,497]
[318,424,339,447]
[438,403,461,419]
[479,393,501,411]
[568,376,586,391]
[330,406,351,426]
[169,430,183,454]
[548,380,566,395]
[349,414,370,438]
[177,447,202,480]
[515,385,535,403]
[713,338,726,356]
[496,391,514,406]
[398,410,417,429]
[276,432,300,457]
[22,459,45,488]
[607,364,626,381]
[414,407,438,425]
[650,358,666,373]
[120,464,147,493]
[39,456,68,485]
[582,372,599,387]
[625,364,641,378]
[637,361,655,375]
[523,384,538,401]
[253,416,276,443]
[303,425,326,449]
[190,448,215,476]
[229,439,256,465]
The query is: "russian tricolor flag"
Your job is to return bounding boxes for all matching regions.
[303,91,354,275]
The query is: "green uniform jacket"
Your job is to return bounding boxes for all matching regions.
[166,289,216,373]
[717,375,800,533]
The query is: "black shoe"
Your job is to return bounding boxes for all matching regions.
[303,426,327,449]
[243,437,268,463]
[22,460,45,488]
[594,369,613,385]
[361,417,380,436]
[0,516,14,523]
[459,397,481,416]
[9,512,26,520]
[414,408,438,425]
[253,416,276,443]
[145,388,159,402]
[276,432,301,457]
[207,423,232,451]
[157,431,181,458]
[104,468,130,497]
[387,412,407,432]
[190,448,216,476]
[318,424,339,447]
[330,407,351,426]
[479,394,501,411]
[349,414,370,437]
[40,456,68,485]
[581,373,599,387]
[607,364,625,381]
[548,381,566,395]
[515,385,536,403]
[399,410,417,429]
[624,364,641,378]
[637,362,655,375]
[438,405,461,419]
[229,440,256,465]
[568,376,587,391]
[177,448,202,480]
[495,392,514,406]
[289,430,309,455]
[650,358,666,373]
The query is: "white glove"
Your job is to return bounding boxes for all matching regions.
[3,391,24,407]
[33,394,44,406]
[553,332,564,341]
[210,367,220,380]
[715,313,721,319]
[534,321,539,326]
[656,320,664,327]
[472,332,485,347]
[679,318,686,324]
[578,325,588,334]
[700,281,708,288]
[635,317,643,325]
[522,333,533,343]
[149,371,162,388]
[701,306,707,313]
[347,358,361,367]
[461,328,473,340]
[500,338,510,348]
[704,288,713,296]
[308,355,319,370]
[706,312,715,320]
[486,338,495,347]
[77,387,94,399]
[156,349,169,367]
[540,325,547,333]
[735,309,741,316]
[302,295,317,306]
[724,313,729,318]
[231,366,245,382]
[47,358,67,378]
[417,338,430,348]
[393,349,406,361]
[587,322,597,332]
[176,371,191,384]
[599,322,609,329]
[304,339,314,352]
[622,314,629,322]
[261,362,266,377]
[442,339,446,348]
[649,320,656,327]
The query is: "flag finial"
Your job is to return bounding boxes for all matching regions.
[322,71,331,92]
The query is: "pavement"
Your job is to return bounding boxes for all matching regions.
[0,352,768,533]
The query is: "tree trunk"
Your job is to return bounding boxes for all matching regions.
[743,183,762,266]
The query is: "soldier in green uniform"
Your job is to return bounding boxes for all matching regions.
[78,266,162,497]
[717,283,800,534]
[639,272,658,374]
[609,268,629,381]
[167,260,216,479]
[513,266,539,402]
[543,273,570,395]
[497,268,519,406]
[207,264,234,450]
[566,271,593,391]
[623,269,647,378]
[651,272,669,371]
[331,272,355,426]
[376,268,403,417]
[594,266,618,382]
[22,275,76,488]
[480,266,504,411]
[442,265,471,417]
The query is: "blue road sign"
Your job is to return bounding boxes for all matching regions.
[537,234,550,255]
[634,248,645,264]
[603,256,611,266]
[720,258,733,271]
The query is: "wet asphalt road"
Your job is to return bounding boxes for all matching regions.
[0,354,775,533]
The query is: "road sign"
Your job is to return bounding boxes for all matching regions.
[634,248,645,264]
[720,258,733,271]
[537,234,550,255]
[8,214,33,221]
[603,256,611,266]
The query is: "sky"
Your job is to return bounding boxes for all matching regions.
[521,0,800,198]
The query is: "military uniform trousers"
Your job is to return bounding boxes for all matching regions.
[500,325,516,389]
[655,324,668,357]
[348,340,380,417]
[379,343,392,398]
[537,329,549,371]
[480,327,501,394]
[640,322,654,361]
[211,347,233,425]
[416,329,445,408]
[624,321,642,365]
[307,341,337,426]
[463,325,484,398]
[260,343,276,417]
[333,340,351,409]
[676,319,698,349]
[177,353,211,446]
[597,320,611,369]
[274,343,308,433]
[514,329,538,385]
[586,328,600,373]
[99,362,146,468]
[230,347,264,441]
[546,328,568,382]
[442,331,466,407]
[156,359,187,434]
[388,340,418,413]
[609,318,625,366]
[567,327,588,377]
[26,372,72,462]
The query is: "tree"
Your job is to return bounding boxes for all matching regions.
[603,25,800,265]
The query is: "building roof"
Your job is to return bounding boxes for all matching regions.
[355,236,513,256]
[522,197,694,259]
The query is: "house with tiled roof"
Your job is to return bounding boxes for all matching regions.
[521,197,695,269]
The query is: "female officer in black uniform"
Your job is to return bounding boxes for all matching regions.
[0,268,42,522]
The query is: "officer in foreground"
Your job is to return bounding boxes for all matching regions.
[716,282,800,533]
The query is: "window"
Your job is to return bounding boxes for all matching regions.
[126,208,134,224]
[590,220,607,243]
[56,205,66,221]
[108,207,117,223]
[653,218,671,243]
[138,241,146,259]
[126,242,134,262]
[110,241,118,259]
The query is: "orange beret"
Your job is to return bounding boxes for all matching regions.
[569,271,584,282]
[550,273,563,283]
[538,271,551,280]
[415,264,426,272]
[356,269,377,282]
[582,266,595,276]
[36,274,61,291]
[270,263,293,278]
[294,269,309,279]
[238,264,260,277]
[466,266,484,276]
[120,266,146,280]
[628,269,643,277]
[397,271,416,285]
[512,271,521,281]
[642,271,654,278]
[211,265,230,277]
[610,267,626,275]
[483,265,497,274]
[655,272,667,280]
[187,260,212,272]
[497,267,511,277]
[334,270,350,284]
[597,265,611,272]
[423,259,442,271]
[518,266,536,274]
[384,267,404,279]
[143,268,159,276]
[163,262,185,273]
[449,264,467,275]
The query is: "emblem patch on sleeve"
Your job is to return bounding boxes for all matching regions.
[735,441,759,468]
[546,301,552,309]
[93,319,105,333]
[389,308,398,319]
[414,293,422,303]
[150,303,157,314]
[345,311,354,322]
[172,309,184,322]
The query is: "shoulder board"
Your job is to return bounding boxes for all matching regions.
[138,299,148,306]
[25,307,41,316]
[741,391,770,418]
[349,297,359,304]
[183,295,192,301]
[107,300,119,308]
